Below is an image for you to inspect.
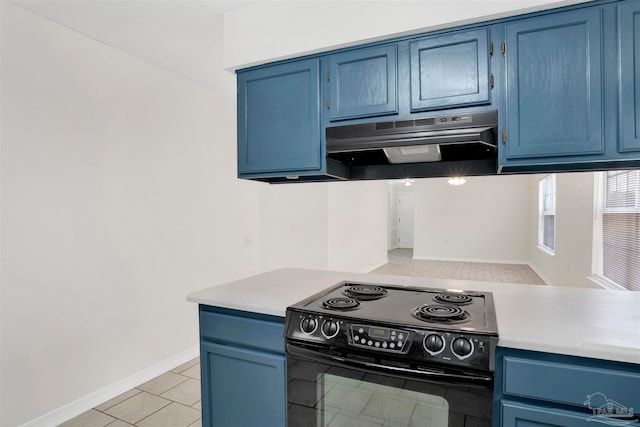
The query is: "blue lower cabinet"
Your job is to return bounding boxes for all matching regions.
[199,307,286,427]
[201,342,286,427]
[495,348,640,427]
[501,401,594,426]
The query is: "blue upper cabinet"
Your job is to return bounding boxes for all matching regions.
[235,1,640,182]
[237,59,322,177]
[619,0,640,153]
[504,8,604,160]
[409,28,490,112]
[327,45,398,121]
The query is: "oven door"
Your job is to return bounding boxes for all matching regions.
[287,343,493,427]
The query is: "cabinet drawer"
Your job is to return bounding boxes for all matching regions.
[502,400,595,426]
[199,308,285,353]
[503,356,640,410]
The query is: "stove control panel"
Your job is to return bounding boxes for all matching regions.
[298,316,342,338]
[424,333,475,359]
[291,314,348,343]
[286,311,496,371]
[349,324,411,353]
[420,330,494,370]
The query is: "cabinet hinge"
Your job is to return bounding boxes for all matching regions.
[490,73,494,90]
[501,40,506,57]
[502,128,507,145]
[489,42,494,57]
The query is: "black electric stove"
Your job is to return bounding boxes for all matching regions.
[285,280,499,373]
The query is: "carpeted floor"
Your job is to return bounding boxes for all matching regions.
[369,249,546,285]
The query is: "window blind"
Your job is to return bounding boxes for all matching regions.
[598,170,640,291]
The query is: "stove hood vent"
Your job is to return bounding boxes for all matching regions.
[325,110,498,180]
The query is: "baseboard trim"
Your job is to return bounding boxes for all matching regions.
[19,345,199,427]
[411,255,530,265]
[361,259,391,273]
[527,262,552,286]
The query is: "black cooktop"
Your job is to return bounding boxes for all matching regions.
[288,280,498,335]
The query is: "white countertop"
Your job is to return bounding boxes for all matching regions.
[187,268,640,364]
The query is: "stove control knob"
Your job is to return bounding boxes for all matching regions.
[423,334,445,355]
[321,320,339,338]
[300,317,318,335]
[451,337,474,359]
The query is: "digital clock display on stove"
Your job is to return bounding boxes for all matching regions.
[369,327,389,339]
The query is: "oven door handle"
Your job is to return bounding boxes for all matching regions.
[287,343,493,387]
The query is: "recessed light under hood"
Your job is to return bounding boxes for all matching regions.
[383,145,442,164]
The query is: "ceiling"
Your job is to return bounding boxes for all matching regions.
[10,0,254,89]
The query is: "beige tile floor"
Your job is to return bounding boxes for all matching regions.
[60,250,544,426]
[59,358,202,427]
[370,249,546,285]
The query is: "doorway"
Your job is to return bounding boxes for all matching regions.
[397,192,415,248]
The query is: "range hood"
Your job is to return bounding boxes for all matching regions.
[326,110,498,180]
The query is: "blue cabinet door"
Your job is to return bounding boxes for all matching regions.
[620,0,640,153]
[502,401,595,427]
[201,341,286,427]
[328,45,398,121]
[237,59,321,177]
[504,8,604,159]
[410,28,490,112]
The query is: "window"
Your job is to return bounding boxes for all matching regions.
[594,170,640,291]
[538,175,556,254]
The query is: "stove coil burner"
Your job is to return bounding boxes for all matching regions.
[433,293,473,305]
[342,284,388,301]
[411,304,471,324]
[322,297,361,311]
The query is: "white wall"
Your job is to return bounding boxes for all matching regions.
[395,172,599,286]
[412,175,532,263]
[1,4,392,424]
[259,180,389,274]
[222,0,590,69]
[327,181,388,273]
[0,2,4,422]
[259,183,329,271]
[528,173,597,288]
[0,3,262,426]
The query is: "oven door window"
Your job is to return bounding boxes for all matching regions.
[288,357,492,427]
